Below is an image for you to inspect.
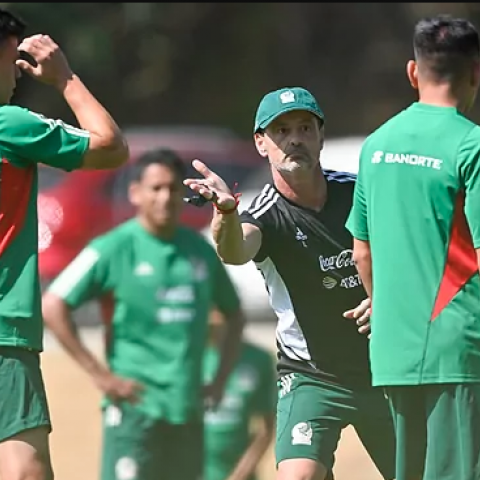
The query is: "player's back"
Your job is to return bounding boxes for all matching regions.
[360,102,480,386]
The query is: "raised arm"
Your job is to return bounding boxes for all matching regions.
[184,160,262,265]
[17,34,128,170]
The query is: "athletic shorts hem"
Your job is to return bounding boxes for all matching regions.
[373,375,480,386]
[276,453,329,469]
[0,420,52,443]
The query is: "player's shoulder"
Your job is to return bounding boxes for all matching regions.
[460,123,480,144]
[88,219,138,253]
[0,105,37,127]
[177,225,218,257]
[243,183,280,220]
[457,124,480,165]
[363,108,407,145]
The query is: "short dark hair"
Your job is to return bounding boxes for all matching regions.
[130,148,187,183]
[413,15,480,81]
[0,8,26,43]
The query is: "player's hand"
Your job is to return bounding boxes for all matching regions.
[203,380,225,411]
[184,160,237,211]
[93,371,143,404]
[17,34,73,87]
[343,297,371,338]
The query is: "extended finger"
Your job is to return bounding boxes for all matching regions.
[343,306,363,319]
[342,308,356,319]
[192,159,216,179]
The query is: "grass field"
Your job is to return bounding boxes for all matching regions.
[41,326,384,480]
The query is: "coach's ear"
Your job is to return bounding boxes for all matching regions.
[254,132,268,158]
[407,60,419,90]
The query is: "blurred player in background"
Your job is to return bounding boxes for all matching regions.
[0,7,128,480]
[42,148,245,480]
[204,310,276,480]
[347,14,480,480]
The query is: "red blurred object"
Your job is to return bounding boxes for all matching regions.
[37,126,261,282]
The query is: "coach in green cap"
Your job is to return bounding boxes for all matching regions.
[254,86,324,133]
[184,86,396,480]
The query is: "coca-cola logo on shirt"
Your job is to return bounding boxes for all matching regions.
[318,249,355,272]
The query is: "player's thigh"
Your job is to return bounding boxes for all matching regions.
[0,347,52,480]
[276,373,353,479]
[384,386,426,480]
[0,427,52,480]
[101,403,158,480]
[353,386,396,479]
[424,383,480,480]
[161,420,203,480]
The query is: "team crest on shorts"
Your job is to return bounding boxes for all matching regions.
[115,457,137,480]
[291,421,313,446]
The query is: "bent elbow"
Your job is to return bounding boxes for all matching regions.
[101,136,129,168]
[353,249,370,265]
[83,134,129,170]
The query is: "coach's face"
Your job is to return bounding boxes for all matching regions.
[254,110,324,173]
[129,164,184,230]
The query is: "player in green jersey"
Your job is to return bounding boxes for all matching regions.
[0,8,128,480]
[204,310,276,480]
[42,148,245,480]
[347,14,480,480]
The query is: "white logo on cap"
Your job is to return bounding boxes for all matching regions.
[280,90,295,103]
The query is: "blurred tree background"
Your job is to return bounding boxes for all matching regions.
[3,2,480,139]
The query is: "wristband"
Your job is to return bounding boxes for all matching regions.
[214,182,242,214]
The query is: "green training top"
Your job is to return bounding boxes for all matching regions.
[347,102,480,386]
[0,106,89,351]
[48,219,241,422]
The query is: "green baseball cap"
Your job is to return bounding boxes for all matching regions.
[253,87,324,133]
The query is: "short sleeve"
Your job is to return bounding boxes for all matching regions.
[345,145,369,241]
[0,106,89,171]
[251,349,277,416]
[458,126,480,248]
[239,184,279,261]
[47,238,112,308]
[212,253,241,315]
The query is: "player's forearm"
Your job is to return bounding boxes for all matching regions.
[56,74,128,167]
[42,293,109,378]
[227,422,274,480]
[212,211,249,265]
[213,310,245,389]
[353,242,373,298]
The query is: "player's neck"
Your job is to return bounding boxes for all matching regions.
[137,216,177,240]
[418,85,468,112]
[272,164,327,212]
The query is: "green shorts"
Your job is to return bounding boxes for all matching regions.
[101,403,203,480]
[0,347,51,442]
[276,373,395,479]
[385,383,480,480]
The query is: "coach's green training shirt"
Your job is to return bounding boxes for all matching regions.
[347,102,480,386]
[0,106,89,351]
[48,219,240,423]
